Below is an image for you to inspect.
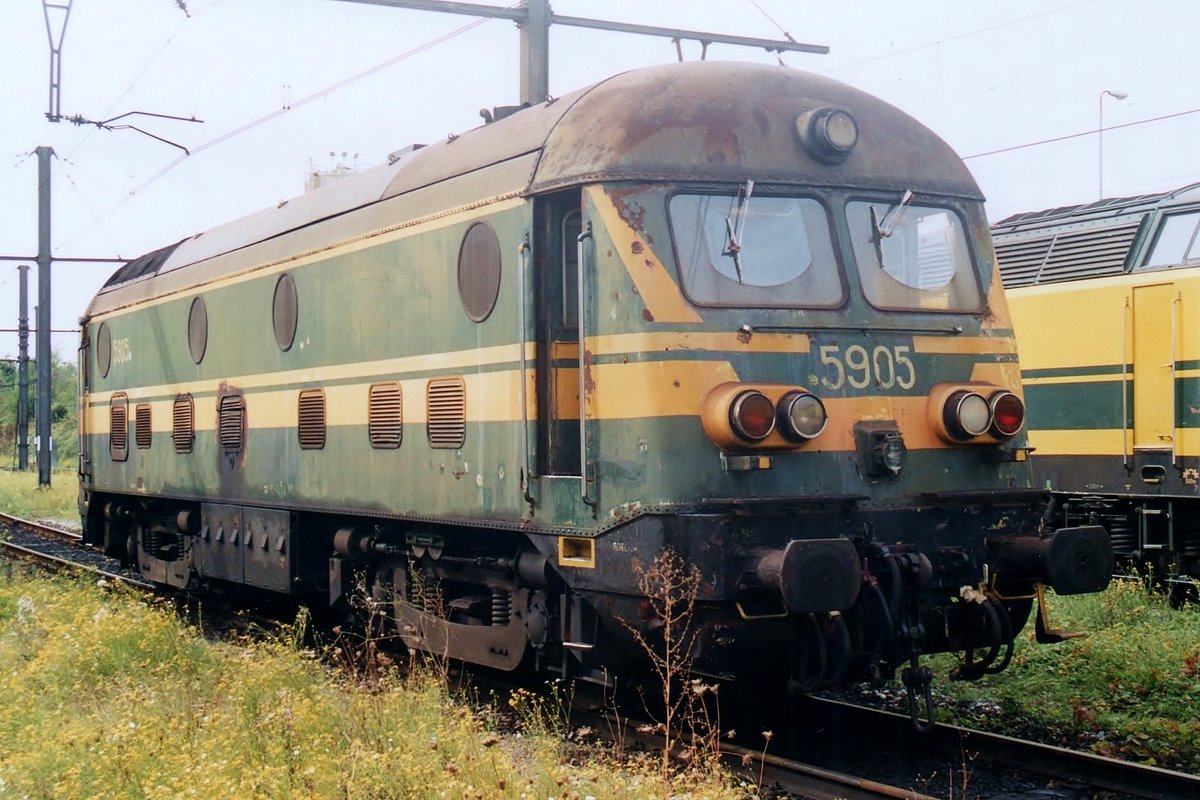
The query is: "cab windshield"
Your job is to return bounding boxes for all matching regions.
[669,192,844,308]
[846,199,982,312]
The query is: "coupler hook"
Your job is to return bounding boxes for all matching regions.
[901,654,936,732]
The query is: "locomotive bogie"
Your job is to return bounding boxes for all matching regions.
[79,61,1112,693]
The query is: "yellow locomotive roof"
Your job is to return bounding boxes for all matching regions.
[90,60,980,312]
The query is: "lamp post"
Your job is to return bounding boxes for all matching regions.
[1099,89,1129,199]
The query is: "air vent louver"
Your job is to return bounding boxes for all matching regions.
[427,377,466,449]
[173,394,194,454]
[110,393,128,461]
[135,403,152,449]
[298,389,326,450]
[218,394,245,454]
[369,382,403,449]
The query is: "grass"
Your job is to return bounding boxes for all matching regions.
[0,468,78,523]
[0,570,748,800]
[933,579,1200,771]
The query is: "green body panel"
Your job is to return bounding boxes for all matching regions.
[85,181,1032,534]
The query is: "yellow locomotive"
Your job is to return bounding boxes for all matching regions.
[996,183,1200,598]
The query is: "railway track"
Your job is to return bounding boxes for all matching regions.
[791,695,1200,799]
[4,513,1196,798]
[0,511,152,588]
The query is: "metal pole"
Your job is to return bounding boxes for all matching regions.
[36,146,54,486]
[519,0,550,105]
[17,265,30,470]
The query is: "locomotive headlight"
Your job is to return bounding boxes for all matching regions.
[778,391,827,440]
[796,107,859,164]
[989,390,1026,438]
[876,433,908,475]
[730,390,776,442]
[943,390,991,440]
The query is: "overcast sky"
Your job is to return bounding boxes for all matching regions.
[1,0,1197,360]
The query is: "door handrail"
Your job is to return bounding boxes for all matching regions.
[576,221,596,509]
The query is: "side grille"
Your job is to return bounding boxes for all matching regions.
[426,377,466,449]
[368,382,403,449]
[995,220,1141,287]
[298,389,326,450]
[110,393,128,462]
[173,394,194,454]
[218,394,245,454]
[135,403,152,449]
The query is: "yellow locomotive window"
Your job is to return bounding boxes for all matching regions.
[669,193,843,308]
[846,200,981,312]
[1141,210,1200,268]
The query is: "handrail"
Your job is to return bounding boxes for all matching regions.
[1172,290,1181,468]
[517,235,534,507]
[577,221,596,509]
[1122,296,1129,468]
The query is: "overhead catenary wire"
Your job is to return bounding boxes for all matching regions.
[68,9,503,244]
[962,106,1200,161]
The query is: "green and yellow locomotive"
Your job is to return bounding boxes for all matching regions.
[79,62,1110,702]
[996,184,1200,598]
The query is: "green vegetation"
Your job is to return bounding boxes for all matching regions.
[0,572,745,799]
[0,467,78,522]
[935,580,1200,770]
[0,353,78,471]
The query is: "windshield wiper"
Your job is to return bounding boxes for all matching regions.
[870,189,914,268]
[723,179,755,284]
[871,189,914,241]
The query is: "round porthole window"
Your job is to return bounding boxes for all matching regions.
[273,273,298,351]
[457,221,502,322]
[96,322,112,378]
[188,296,208,364]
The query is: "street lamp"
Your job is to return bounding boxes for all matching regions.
[1099,89,1129,199]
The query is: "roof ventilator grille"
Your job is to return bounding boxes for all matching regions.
[995,220,1142,287]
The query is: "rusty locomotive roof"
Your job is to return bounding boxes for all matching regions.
[90,60,981,309]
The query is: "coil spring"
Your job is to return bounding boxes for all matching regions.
[491,588,512,626]
[489,587,513,623]
[1182,528,1200,559]
[142,528,181,560]
[1106,514,1136,557]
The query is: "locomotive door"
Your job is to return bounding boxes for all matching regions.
[534,192,582,477]
[1132,283,1178,450]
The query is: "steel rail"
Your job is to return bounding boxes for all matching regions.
[808,696,1200,800]
[0,511,153,589]
[570,706,937,800]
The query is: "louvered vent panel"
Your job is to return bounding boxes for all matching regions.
[369,382,403,449]
[135,404,152,449]
[109,393,128,461]
[218,395,245,454]
[298,389,326,450]
[995,236,1054,288]
[995,221,1141,287]
[173,394,194,454]
[427,377,466,449]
